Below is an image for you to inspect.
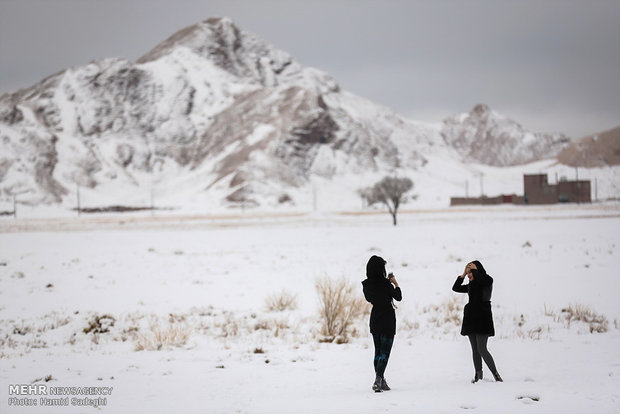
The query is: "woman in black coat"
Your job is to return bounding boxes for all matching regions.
[452,260,503,383]
[362,255,402,392]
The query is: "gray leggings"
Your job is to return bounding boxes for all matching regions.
[468,334,498,373]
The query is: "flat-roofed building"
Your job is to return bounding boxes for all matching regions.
[450,174,591,206]
[524,174,590,204]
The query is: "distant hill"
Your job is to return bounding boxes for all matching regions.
[556,125,620,167]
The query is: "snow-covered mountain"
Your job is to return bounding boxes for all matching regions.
[441,104,569,167]
[0,17,591,210]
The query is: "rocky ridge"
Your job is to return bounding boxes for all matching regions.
[441,104,570,167]
[0,18,581,208]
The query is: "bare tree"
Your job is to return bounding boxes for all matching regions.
[360,176,416,225]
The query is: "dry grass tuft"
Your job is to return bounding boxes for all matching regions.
[265,290,298,312]
[134,323,191,351]
[561,303,609,333]
[515,325,548,340]
[83,314,115,334]
[424,295,464,329]
[315,276,369,343]
[217,313,239,338]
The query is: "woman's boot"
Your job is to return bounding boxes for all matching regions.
[372,375,383,392]
[471,370,483,383]
[381,377,391,391]
[492,371,503,382]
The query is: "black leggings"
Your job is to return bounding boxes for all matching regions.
[468,334,498,373]
[372,334,394,378]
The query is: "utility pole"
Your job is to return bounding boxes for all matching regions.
[312,182,317,212]
[479,173,484,197]
[465,180,469,198]
[594,178,598,202]
[575,167,581,204]
[13,195,17,219]
[76,183,81,216]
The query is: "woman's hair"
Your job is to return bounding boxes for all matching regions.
[471,260,488,275]
[366,255,386,279]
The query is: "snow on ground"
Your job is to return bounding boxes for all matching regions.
[2,156,619,220]
[0,205,619,413]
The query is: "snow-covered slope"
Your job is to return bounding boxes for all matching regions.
[0,18,430,208]
[0,17,613,211]
[441,104,569,167]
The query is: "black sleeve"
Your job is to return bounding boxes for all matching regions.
[392,286,402,302]
[452,276,468,293]
[362,284,373,303]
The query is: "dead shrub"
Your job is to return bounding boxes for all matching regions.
[424,296,464,329]
[253,320,270,331]
[561,303,609,333]
[516,325,546,340]
[253,318,289,337]
[400,318,420,333]
[83,314,116,334]
[32,375,55,383]
[217,313,240,338]
[315,276,369,343]
[272,319,289,337]
[13,322,32,336]
[265,290,298,312]
[134,323,190,351]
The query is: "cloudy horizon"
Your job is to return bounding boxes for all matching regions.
[0,0,618,138]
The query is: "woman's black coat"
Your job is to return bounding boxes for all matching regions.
[452,270,495,336]
[362,277,402,336]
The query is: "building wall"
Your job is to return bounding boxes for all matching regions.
[450,195,523,206]
[524,174,591,204]
[524,174,557,204]
[450,174,591,206]
[557,181,591,203]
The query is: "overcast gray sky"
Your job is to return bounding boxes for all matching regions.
[1,0,618,138]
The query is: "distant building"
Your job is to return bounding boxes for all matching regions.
[450,174,591,206]
[450,194,523,206]
[523,174,590,204]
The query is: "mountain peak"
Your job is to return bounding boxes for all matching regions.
[442,105,568,166]
[137,17,239,64]
[471,103,491,116]
[136,17,301,88]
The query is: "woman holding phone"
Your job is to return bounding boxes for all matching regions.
[362,255,402,392]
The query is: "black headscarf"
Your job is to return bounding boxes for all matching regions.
[366,255,387,279]
[471,260,489,276]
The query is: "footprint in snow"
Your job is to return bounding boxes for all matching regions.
[517,394,540,404]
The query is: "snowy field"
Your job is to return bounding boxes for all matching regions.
[1,204,619,413]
